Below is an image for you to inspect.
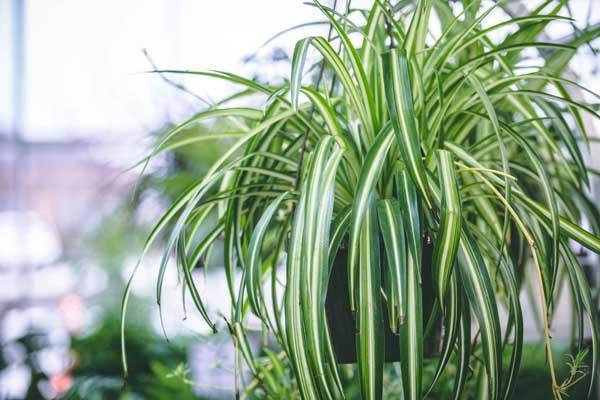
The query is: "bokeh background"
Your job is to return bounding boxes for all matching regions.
[0,1,599,399]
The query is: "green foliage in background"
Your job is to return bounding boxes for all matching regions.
[122,1,600,399]
[64,318,199,400]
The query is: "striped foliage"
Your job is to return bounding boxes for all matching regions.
[123,1,600,399]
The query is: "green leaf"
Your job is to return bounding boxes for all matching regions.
[295,36,375,139]
[446,142,600,255]
[404,0,432,65]
[349,124,395,311]
[312,0,377,129]
[383,48,432,209]
[397,169,423,400]
[328,206,352,269]
[232,322,257,376]
[177,236,216,332]
[300,136,343,399]
[377,199,407,333]
[497,253,523,400]
[457,228,502,400]
[284,188,319,399]
[300,86,362,170]
[433,149,462,307]
[290,38,311,109]
[243,192,289,321]
[357,195,384,400]
[531,24,600,89]
[397,169,422,280]
[561,241,599,399]
[425,275,459,396]
[452,293,471,400]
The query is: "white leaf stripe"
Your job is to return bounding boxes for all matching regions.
[349,124,395,311]
[357,196,384,400]
[445,141,600,255]
[301,136,343,398]
[290,38,311,109]
[313,0,377,130]
[300,87,362,170]
[290,36,374,138]
[433,150,462,307]
[284,190,319,398]
[245,192,289,320]
[457,230,502,400]
[397,169,422,280]
[397,170,423,400]
[383,47,432,209]
[300,136,334,398]
[377,199,406,332]
[428,172,501,400]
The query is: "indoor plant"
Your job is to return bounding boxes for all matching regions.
[121,1,600,399]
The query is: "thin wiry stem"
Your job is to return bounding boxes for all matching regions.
[463,164,561,399]
[142,48,211,106]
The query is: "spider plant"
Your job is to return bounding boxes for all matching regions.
[122,1,600,399]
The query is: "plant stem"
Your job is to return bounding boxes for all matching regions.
[142,48,210,106]
[463,164,561,399]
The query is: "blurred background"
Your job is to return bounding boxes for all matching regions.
[0,0,598,399]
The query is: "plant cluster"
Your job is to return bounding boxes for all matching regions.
[122,1,600,399]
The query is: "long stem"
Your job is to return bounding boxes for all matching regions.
[463,164,561,399]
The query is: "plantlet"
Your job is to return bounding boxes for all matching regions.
[557,349,590,397]
[122,1,600,399]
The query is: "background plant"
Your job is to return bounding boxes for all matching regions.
[123,1,600,399]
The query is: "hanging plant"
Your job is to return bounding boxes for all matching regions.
[122,1,600,399]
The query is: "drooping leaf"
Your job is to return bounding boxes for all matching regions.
[383,48,432,208]
[356,195,384,400]
[397,169,423,400]
[432,149,462,307]
[377,199,407,333]
[244,192,289,321]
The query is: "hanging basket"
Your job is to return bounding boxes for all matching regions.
[325,236,439,364]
